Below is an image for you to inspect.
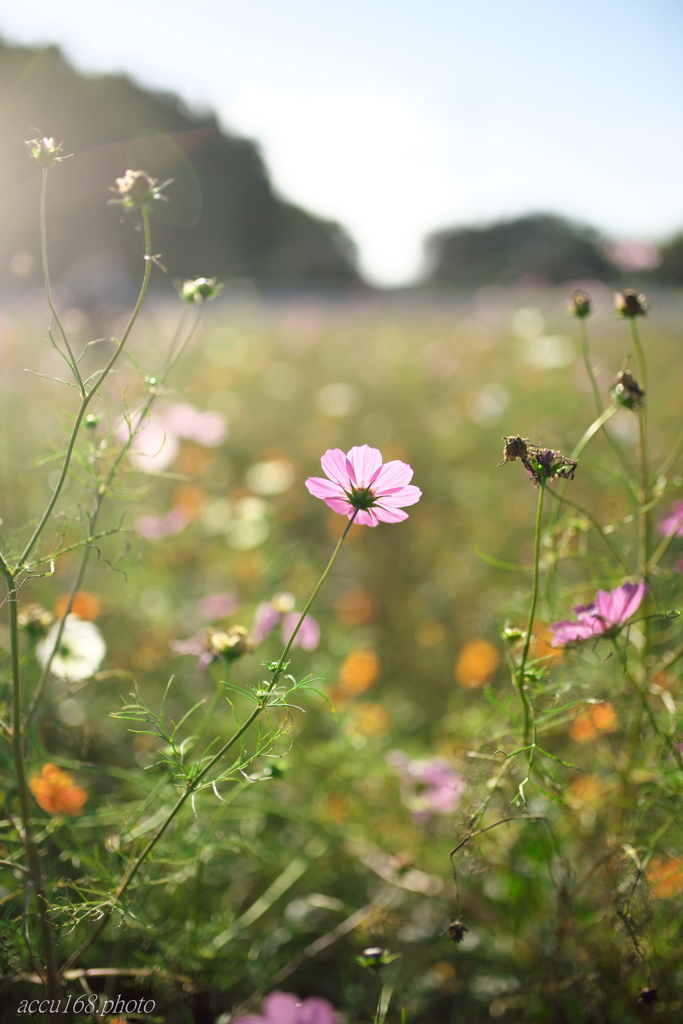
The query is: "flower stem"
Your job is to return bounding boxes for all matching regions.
[517,483,545,747]
[18,205,154,572]
[40,166,84,395]
[611,638,683,770]
[59,510,359,974]
[630,318,650,665]
[0,555,60,997]
[578,317,603,418]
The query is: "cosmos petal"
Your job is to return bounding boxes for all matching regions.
[320,449,352,486]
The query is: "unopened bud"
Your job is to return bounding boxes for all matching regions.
[181,277,223,303]
[27,136,65,169]
[568,289,591,318]
[109,170,170,208]
[614,289,647,317]
[612,366,645,411]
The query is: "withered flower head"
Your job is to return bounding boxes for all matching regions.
[17,603,54,636]
[568,289,591,318]
[109,170,171,209]
[447,920,469,943]
[499,435,531,466]
[612,365,645,411]
[614,289,647,318]
[499,437,577,487]
[522,447,578,488]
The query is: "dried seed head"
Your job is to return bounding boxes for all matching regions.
[447,920,469,943]
[568,289,591,318]
[499,435,531,465]
[612,365,645,411]
[522,447,578,488]
[614,289,647,318]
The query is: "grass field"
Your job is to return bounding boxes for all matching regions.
[2,282,683,1022]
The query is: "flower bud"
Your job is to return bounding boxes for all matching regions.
[181,277,223,303]
[568,289,591,318]
[611,367,645,411]
[614,289,647,317]
[26,136,65,168]
[17,603,54,636]
[109,170,169,208]
[355,947,400,969]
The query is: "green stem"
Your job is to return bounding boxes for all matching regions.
[611,638,683,770]
[0,555,60,997]
[657,425,683,479]
[18,205,154,571]
[59,510,359,974]
[24,208,160,723]
[545,487,631,573]
[579,317,603,418]
[570,404,619,463]
[517,483,545,746]
[40,166,84,395]
[186,663,231,758]
[630,318,650,661]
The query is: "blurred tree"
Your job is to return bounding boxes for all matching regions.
[422,212,614,288]
[0,39,360,301]
[658,231,683,284]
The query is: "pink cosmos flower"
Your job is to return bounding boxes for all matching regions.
[387,751,466,822]
[550,581,648,646]
[658,501,683,538]
[306,445,421,526]
[251,594,320,651]
[232,991,337,1024]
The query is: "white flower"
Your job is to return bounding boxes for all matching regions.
[36,615,106,681]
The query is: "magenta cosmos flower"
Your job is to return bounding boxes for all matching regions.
[232,991,337,1024]
[550,581,648,646]
[658,500,683,538]
[305,445,421,526]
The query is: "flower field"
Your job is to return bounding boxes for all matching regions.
[2,151,683,1024]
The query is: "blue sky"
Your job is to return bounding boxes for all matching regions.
[2,0,682,284]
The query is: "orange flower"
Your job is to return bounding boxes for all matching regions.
[29,763,87,816]
[569,702,618,743]
[346,701,392,737]
[337,649,381,694]
[646,857,683,899]
[455,639,499,688]
[566,774,606,808]
[335,588,375,626]
[54,590,101,621]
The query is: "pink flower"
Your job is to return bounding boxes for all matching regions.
[251,594,320,651]
[166,403,227,447]
[198,592,240,619]
[387,751,466,822]
[233,991,337,1024]
[658,501,683,538]
[550,582,648,646]
[306,445,421,527]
